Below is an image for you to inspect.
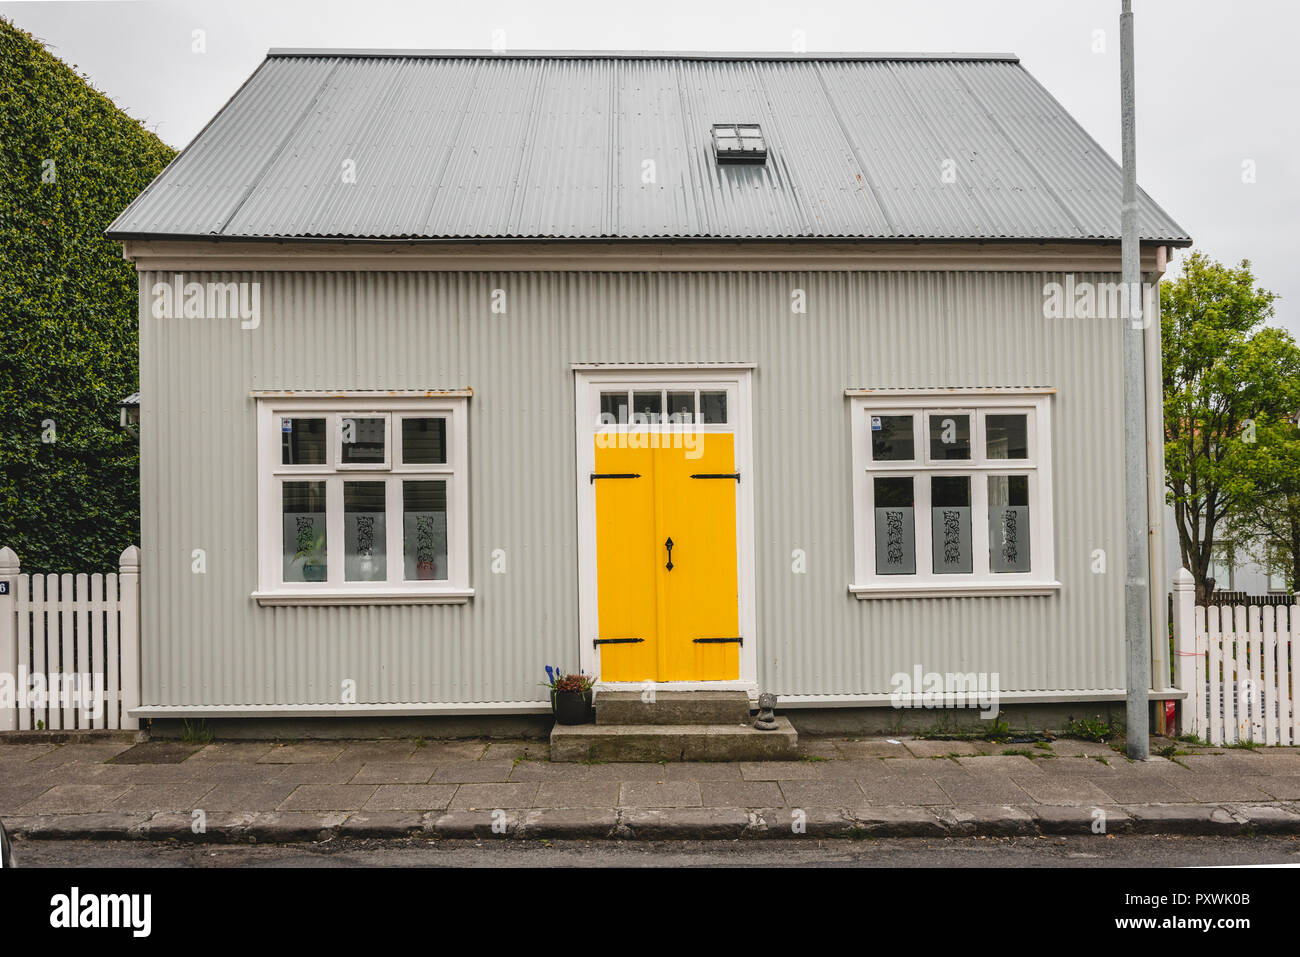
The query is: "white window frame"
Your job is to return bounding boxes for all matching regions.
[848,389,1058,598]
[253,394,472,605]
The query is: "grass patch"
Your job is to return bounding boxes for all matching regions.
[1062,716,1115,742]
[180,719,213,745]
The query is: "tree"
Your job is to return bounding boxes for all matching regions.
[0,19,175,572]
[1226,415,1300,593]
[1162,252,1300,600]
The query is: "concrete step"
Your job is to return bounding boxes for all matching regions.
[595,690,752,726]
[550,716,798,762]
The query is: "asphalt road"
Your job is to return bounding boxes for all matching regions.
[11,834,1300,867]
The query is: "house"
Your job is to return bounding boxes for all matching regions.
[107,49,1191,739]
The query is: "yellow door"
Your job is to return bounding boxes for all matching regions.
[594,433,740,682]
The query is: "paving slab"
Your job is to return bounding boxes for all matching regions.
[618,781,702,808]
[278,784,378,811]
[256,743,346,764]
[106,783,216,812]
[858,774,957,806]
[192,781,298,812]
[1010,777,1117,807]
[0,783,52,813]
[350,762,435,785]
[333,741,418,764]
[448,782,539,810]
[699,781,785,808]
[1246,776,1300,800]
[508,760,592,782]
[778,781,867,809]
[17,783,131,814]
[362,784,457,811]
[269,762,366,785]
[904,739,984,757]
[833,739,911,758]
[738,761,822,781]
[533,782,620,808]
[1092,776,1197,805]
[430,760,516,784]
[1167,775,1276,803]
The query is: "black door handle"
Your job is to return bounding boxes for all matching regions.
[665,537,674,571]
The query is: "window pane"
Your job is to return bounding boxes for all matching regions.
[599,391,629,425]
[871,414,914,461]
[282,481,327,582]
[403,480,448,581]
[873,476,915,575]
[717,137,740,152]
[988,475,1031,573]
[280,417,326,465]
[928,414,971,460]
[986,414,1029,460]
[930,476,972,574]
[344,482,387,582]
[667,391,695,423]
[714,126,737,138]
[401,417,446,465]
[699,391,728,424]
[340,416,386,465]
[631,391,662,423]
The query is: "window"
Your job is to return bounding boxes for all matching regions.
[712,123,767,163]
[850,391,1057,597]
[597,386,730,427]
[255,395,470,604]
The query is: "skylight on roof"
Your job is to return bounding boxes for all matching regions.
[712,123,767,164]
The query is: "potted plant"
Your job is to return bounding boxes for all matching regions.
[293,530,328,582]
[543,666,595,725]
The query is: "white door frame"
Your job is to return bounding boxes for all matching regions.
[573,366,758,696]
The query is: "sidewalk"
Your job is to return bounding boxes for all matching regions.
[3,734,1299,842]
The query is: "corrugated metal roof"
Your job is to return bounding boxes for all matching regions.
[107,51,1190,244]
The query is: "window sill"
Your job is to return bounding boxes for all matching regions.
[849,581,1061,599]
[252,588,474,607]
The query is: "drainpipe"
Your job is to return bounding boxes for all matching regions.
[1121,0,1152,759]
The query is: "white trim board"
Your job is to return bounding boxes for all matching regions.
[121,240,1172,273]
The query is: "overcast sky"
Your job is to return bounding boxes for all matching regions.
[5,0,1297,335]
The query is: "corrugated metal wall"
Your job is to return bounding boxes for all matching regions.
[139,269,1126,708]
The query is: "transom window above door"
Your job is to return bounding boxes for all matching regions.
[597,387,731,427]
[254,395,470,605]
[848,390,1058,598]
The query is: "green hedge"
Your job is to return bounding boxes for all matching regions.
[0,18,175,573]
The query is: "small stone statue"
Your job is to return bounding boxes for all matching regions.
[754,692,779,730]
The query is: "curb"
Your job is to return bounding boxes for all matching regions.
[8,802,1300,843]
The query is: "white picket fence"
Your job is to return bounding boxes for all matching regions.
[1172,568,1299,746]
[0,546,141,731]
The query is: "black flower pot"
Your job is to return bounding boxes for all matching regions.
[554,690,593,725]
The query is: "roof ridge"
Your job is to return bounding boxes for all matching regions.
[265,48,1022,62]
